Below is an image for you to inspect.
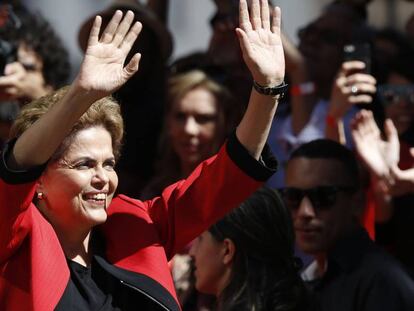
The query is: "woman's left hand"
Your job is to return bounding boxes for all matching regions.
[236,0,285,87]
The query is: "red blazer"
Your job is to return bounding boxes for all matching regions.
[0,138,276,310]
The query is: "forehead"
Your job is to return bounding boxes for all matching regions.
[173,87,217,114]
[61,127,114,160]
[285,157,347,187]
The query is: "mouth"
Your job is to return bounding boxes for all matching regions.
[82,193,108,208]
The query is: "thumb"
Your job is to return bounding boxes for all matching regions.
[384,118,398,143]
[235,28,252,59]
[409,147,414,159]
[123,53,141,79]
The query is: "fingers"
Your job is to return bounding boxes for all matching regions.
[112,10,135,47]
[119,21,142,55]
[123,53,141,78]
[88,16,102,47]
[238,0,281,34]
[235,27,253,56]
[251,0,261,30]
[261,0,270,30]
[384,118,398,143]
[239,0,252,32]
[271,6,281,35]
[100,10,123,43]
[341,61,366,75]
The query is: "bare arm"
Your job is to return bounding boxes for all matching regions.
[8,11,142,170]
[235,0,285,160]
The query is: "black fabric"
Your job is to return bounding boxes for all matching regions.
[305,228,414,311]
[56,256,179,311]
[226,132,277,182]
[0,139,47,184]
[376,194,414,279]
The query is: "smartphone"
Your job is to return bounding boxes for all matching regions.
[343,43,371,74]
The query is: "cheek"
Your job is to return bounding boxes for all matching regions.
[109,171,119,194]
[43,171,88,200]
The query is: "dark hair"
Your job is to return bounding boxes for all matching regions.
[209,187,308,311]
[5,4,70,89]
[289,139,360,189]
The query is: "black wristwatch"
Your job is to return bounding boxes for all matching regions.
[253,80,289,98]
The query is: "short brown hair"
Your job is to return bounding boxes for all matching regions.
[11,86,124,161]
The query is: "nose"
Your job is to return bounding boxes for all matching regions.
[184,117,200,136]
[188,240,198,258]
[296,196,316,218]
[92,166,109,188]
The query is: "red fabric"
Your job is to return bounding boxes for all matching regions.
[361,187,376,240]
[0,143,263,311]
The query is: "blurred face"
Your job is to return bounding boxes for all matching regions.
[284,157,358,256]
[39,126,118,231]
[18,42,43,72]
[298,9,352,89]
[189,231,229,296]
[168,87,220,170]
[383,73,414,135]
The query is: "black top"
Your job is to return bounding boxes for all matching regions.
[55,258,121,311]
[304,228,414,311]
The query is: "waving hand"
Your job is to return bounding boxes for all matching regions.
[77,10,142,95]
[236,0,284,86]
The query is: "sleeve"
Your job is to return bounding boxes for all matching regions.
[145,132,277,259]
[0,140,47,262]
[360,263,414,311]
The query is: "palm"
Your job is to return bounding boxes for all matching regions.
[237,0,284,86]
[352,111,398,177]
[77,11,142,95]
[80,45,128,92]
[242,29,284,84]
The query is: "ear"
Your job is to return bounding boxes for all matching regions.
[222,238,236,265]
[35,174,46,197]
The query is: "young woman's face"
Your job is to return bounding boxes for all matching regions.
[189,231,229,296]
[39,126,118,230]
[168,87,220,170]
[384,73,414,135]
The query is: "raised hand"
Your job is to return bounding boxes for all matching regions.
[329,61,376,119]
[76,10,142,95]
[0,62,51,101]
[236,0,284,86]
[351,109,400,178]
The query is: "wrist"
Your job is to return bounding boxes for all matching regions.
[253,80,288,98]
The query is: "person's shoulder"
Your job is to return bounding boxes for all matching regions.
[108,195,147,213]
[360,242,414,287]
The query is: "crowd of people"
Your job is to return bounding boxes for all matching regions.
[1,0,414,310]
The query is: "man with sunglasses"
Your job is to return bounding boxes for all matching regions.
[280,139,414,311]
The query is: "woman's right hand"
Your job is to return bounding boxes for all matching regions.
[76,10,142,97]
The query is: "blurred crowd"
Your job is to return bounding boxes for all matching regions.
[2,0,414,310]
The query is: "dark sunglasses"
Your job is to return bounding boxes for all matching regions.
[378,84,414,106]
[278,186,357,210]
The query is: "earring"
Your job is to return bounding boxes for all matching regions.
[37,192,45,200]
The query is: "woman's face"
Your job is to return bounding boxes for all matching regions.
[168,87,220,170]
[39,126,118,230]
[384,73,414,135]
[189,231,229,296]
